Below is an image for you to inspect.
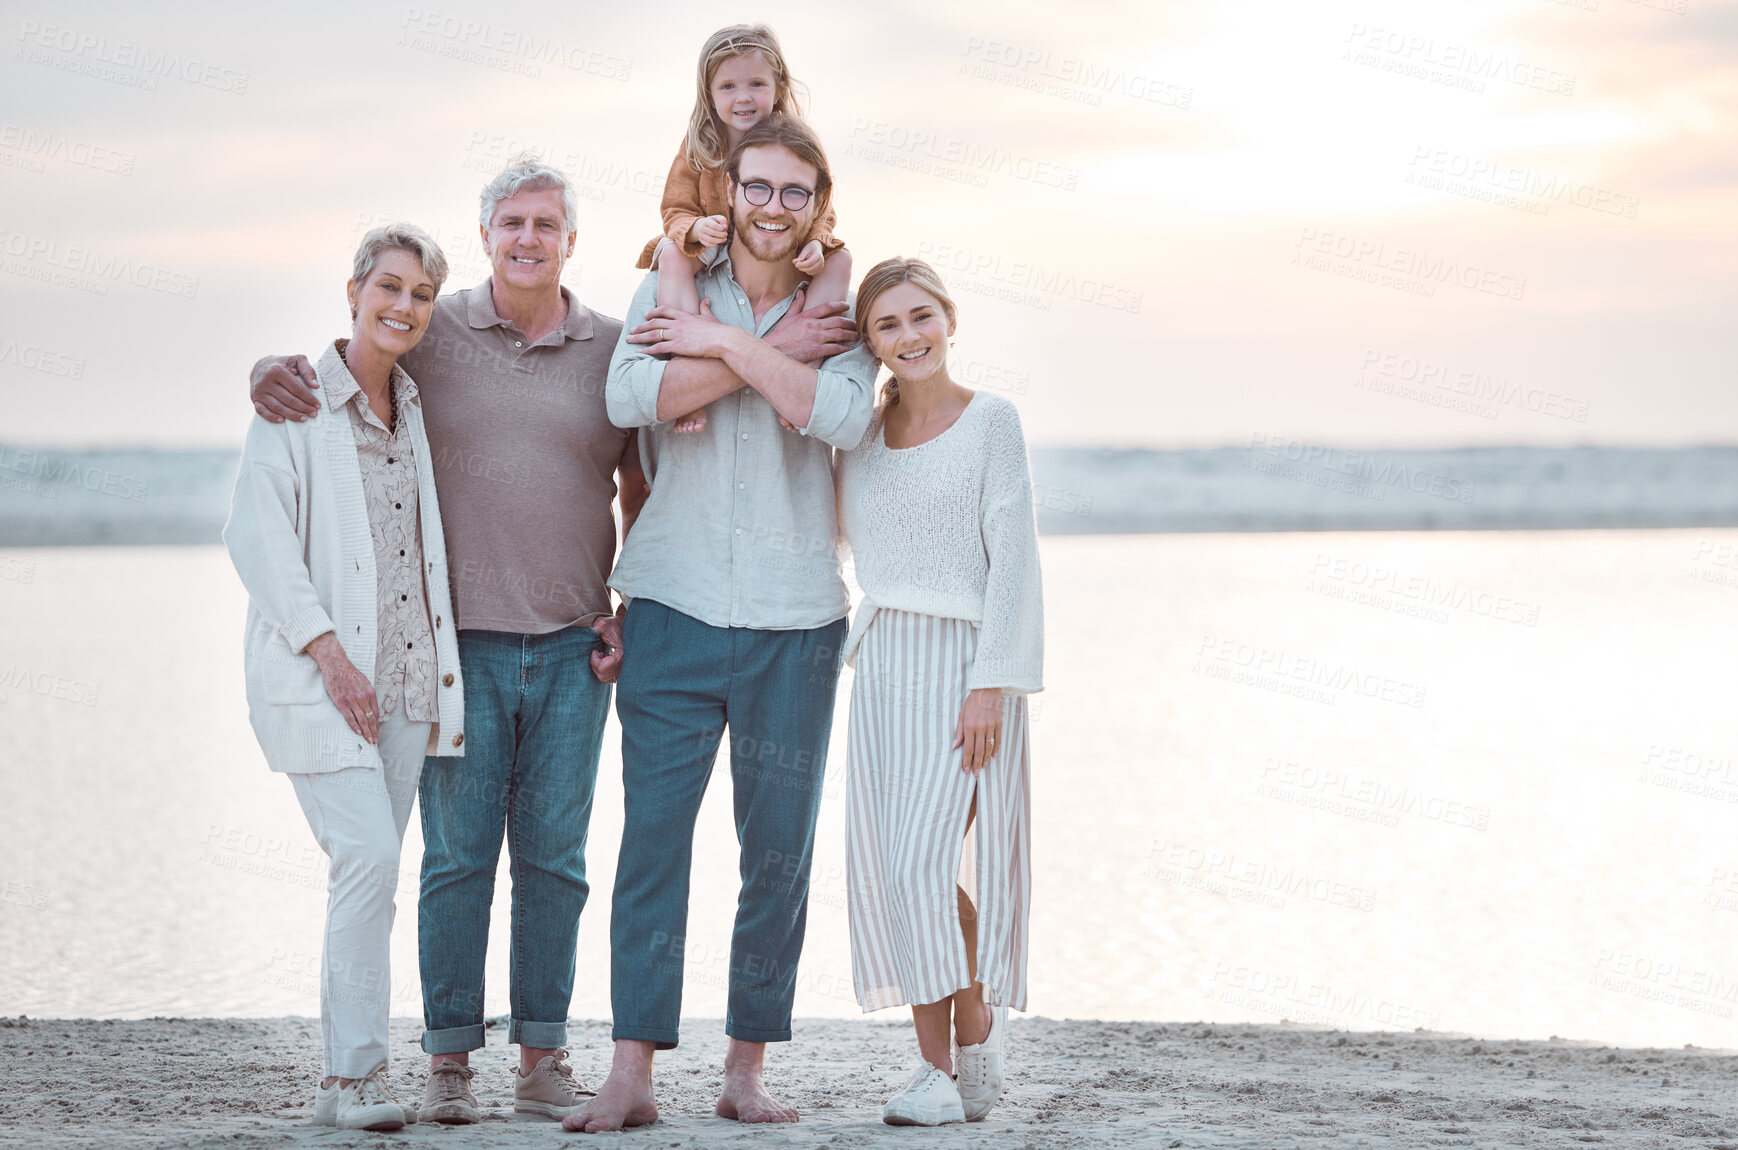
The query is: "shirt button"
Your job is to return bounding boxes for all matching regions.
[435,616,442,628]
[394,502,402,509]
[734,527,742,535]
[387,457,396,464]
[401,594,407,602]
[738,482,746,490]
[453,734,464,747]
[400,549,405,556]
[515,340,523,347]
[443,673,455,687]
[740,432,749,440]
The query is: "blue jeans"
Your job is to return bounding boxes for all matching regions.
[609,600,846,1049]
[418,626,610,1054]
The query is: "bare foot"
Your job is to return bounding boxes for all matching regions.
[715,1068,799,1124]
[560,1043,658,1134]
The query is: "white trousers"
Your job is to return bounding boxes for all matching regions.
[288,708,429,1078]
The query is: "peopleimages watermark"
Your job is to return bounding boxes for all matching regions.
[1257,757,1491,831]
[0,554,38,584]
[1143,839,1378,912]
[1244,433,1477,505]
[397,8,632,81]
[0,229,199,300]
[1407,146,1638,220]
[958,35,1192,110]
[0,664,100,707]
[1306,552,1542,628]
[15,19,250,94]
[846,119,1079,191]
[461,131,660,201]
[1341,23,1576,97]
[0,123,135,176]
[0,335,85,380]
[915,241,1142,314]
[1293,227,1526,302]
[0,446,149,503]
[1591,947,1737,1019]
[1193,634,1428,709]
[1205,959,1440,1030]
[1354,348,1590,424]
[1637,743,1738,804]
[0,878,49,911]
[1688,540,1738,592]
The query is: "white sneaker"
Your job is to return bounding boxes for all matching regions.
[315,1077,418,1127]
[882,1061,965,1126]
[955,1004,1007,1121]
[314,1063,408,1131]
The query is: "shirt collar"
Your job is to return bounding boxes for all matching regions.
[464,277,595,342]
[317,341,420,418]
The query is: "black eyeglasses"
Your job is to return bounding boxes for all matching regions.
[741,181,813,211]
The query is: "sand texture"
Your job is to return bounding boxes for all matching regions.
[3,1016,1738,1148]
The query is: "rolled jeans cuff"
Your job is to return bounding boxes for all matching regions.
[509,1018,569,1050]
[420,1023,486,1056]
[724,1022,792,1044]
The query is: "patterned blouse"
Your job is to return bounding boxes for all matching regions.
[330,341,438,722]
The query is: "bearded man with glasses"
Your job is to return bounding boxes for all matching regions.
[565,114,875,1133]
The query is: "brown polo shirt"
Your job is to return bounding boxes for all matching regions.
[399,278,636,635]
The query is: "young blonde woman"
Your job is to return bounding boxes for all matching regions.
[225,224,464,1131]
[835,257,1043,1126]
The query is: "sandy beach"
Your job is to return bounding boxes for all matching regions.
[5,1015,1736,1149]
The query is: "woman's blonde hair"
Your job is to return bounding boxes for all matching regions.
[683,24,806,173]
[854,257,960,410]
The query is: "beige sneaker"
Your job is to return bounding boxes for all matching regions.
[418,1060,480,1125]
[513,1049,596,1120]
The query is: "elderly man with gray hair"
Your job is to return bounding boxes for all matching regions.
[249,156,651,1125]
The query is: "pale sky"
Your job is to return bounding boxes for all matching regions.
[1,0,1732,448]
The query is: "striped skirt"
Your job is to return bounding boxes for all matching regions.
[846,608,1031,1013]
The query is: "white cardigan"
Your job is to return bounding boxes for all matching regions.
[223,343,464,773]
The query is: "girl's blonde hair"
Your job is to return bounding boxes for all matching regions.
[683,24,807,173]
[854,257,960,410]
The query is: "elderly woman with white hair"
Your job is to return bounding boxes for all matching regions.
[224,223,465,1131]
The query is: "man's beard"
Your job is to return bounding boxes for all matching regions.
[730,206,805,264]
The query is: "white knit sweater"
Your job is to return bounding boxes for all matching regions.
[836,390,1044,693]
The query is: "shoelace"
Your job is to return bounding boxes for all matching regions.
[353,1066,396,1106]
[901,1061,947,1095]
[542,1050,597,1098]
[430,1064,473,1102]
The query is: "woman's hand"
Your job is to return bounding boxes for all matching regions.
[688,214,729,248]
[307,632,380,745]
[953,688,1005,774]
[793,240,825,276]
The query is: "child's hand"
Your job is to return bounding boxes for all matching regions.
[793,240,825,276]
[689,214,729,248]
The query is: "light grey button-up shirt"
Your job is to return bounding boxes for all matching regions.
[606,249,876,630]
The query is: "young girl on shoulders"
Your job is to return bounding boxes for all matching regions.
[636,23,852,432]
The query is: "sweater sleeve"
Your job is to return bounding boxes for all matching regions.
[808,199,844,256]
[222,418,335,655]
[968,402,1044,693]
[659,150,711,259]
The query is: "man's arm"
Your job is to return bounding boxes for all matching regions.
[629,298,871,444]
[620,286,857,419]
[250,355,321,423]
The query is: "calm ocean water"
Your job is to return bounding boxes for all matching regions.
[2,532,1736,1049]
